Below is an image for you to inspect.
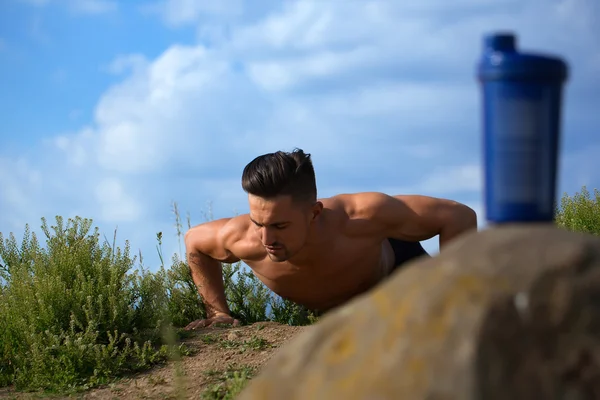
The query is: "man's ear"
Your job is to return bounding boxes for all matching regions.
[312,201,324,219]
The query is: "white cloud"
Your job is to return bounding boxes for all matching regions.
[94,178,143,222]
[408,165,483,195]
[2,0,599,269]
[559,143,600,194]
[104,54,149,76]
[0,158,42,231]
[86,44,236,174]
[53,128,94,167]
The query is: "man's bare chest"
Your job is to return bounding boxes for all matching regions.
[243,240,386,311]
[244,237,388,287]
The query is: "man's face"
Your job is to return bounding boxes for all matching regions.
[248,194,317,262]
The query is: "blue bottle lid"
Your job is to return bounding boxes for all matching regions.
[478,32,568,82]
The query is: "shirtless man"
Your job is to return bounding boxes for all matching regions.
[184,148,478,329]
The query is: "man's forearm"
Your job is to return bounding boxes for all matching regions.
[187,250,231,318]
[439,205,478,249]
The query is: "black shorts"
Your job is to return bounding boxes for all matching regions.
[387,237,430,273]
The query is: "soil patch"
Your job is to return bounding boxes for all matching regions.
[0,322,310,399]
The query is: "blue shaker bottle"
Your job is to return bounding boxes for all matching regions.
[477,33,569,223]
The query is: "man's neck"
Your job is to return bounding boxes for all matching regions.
[287,210,332,265]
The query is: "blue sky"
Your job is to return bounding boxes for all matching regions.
[1,0,599,270]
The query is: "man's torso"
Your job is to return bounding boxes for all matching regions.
[222,195,399,311]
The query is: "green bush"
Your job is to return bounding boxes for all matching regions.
[222,262,319,326]
[555,186,600,235]
[0,216,175,393]
[0,205,318,394]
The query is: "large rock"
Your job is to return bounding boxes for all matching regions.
[238,224,600,400]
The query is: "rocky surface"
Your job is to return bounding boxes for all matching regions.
[238,224,600,400]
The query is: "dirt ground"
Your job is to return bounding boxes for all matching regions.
[0,322,310,400]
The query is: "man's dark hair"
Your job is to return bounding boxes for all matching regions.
[241,148,317,204]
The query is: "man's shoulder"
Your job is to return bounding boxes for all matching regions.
[218,214,253,243]
[320,192,395,239]
[185,214,254,262]
[322,192,391,218]
[187,214,250,236]
[220,214,268,260]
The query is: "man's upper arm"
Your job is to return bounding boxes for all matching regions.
[184,218,241,263]
[349,192,472,242]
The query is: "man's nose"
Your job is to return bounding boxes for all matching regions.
[262,228,276,245]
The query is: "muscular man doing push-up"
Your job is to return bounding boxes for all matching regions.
[184,148,478,329]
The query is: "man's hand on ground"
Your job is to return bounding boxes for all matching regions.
[184,314,241,330]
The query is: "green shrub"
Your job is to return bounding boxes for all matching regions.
[153,231,207,330]
[223,263,271,324]
[555,186,600,235]
[0,216,180,393]
[221,262,319,326]
[0,206,318,394]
